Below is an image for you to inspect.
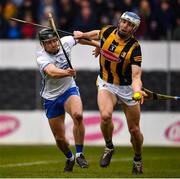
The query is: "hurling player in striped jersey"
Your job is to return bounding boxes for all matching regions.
[74,11,147,174]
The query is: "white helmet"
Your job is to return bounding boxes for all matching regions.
[120,11,141,29]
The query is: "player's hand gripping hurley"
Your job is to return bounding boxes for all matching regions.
[132,87,180,104]
[133,87,180,102]
[48,13,73,69]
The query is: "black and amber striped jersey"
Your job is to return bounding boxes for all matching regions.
[99,25,142,85]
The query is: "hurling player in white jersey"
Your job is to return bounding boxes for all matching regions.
[36,28,97,172]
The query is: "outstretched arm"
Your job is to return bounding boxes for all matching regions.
[79,39,100,48]
[73,30,101,48]
[74,30,100,40]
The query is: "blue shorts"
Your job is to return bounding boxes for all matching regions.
[44,87,80,119]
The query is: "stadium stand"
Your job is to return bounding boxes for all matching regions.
[0,0,180,40]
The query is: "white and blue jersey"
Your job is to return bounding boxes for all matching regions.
[36,36,77,100]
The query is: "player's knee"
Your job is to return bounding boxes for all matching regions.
[101,112,112,125]
[73,112,83,124]
[129,126,140,138]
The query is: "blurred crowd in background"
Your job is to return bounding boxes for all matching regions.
[0,0,180,40]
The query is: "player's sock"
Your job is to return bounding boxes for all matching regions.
[134,153,142,161]
[105,139,114,149]
[65,151,74,161]
[75,144,83,157]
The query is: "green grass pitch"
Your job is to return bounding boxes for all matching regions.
[0,145,180,178]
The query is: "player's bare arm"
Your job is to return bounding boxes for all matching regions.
[131,65,146,104]
[44,64,76,78]
[73,31,100,48]
[73,30,100,40]
[79,39,100,48]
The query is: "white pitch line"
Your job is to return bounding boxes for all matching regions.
[0,160,59,168]
[0,159,130,168]
[1,156,179,168]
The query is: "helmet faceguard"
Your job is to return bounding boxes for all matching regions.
[120,11,141,31]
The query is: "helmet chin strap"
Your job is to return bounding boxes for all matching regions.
[117,25,136,40]
[117,30,129,39]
